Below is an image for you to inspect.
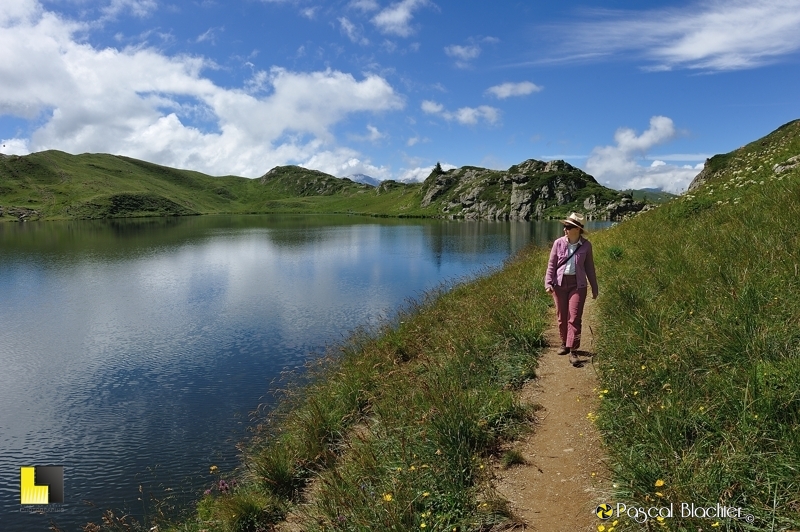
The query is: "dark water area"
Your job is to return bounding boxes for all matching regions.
[0,214,609,531]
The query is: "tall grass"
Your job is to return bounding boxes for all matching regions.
[590,120,800,531]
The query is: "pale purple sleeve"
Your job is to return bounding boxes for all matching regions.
[544,239,559,290]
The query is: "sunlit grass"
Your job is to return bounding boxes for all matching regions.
[590,120,800,531]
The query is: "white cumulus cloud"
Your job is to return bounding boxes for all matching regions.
[586,116,700,193]
[303,150,393,180]
[486,81,542,99]
[396,162,456,183]
[444,44,481,68]
[1,138,31,155]
[371,0,431,37]
[420,100,500,126]
[350,124,385,143]
[421,100,444,114]
[0,0,404,178]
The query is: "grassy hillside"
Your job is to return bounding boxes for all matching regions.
[0,151,248,218]
[620,188,677,203]
[590,119,800,530]
[0,151,438,221]
[1,151,644,222]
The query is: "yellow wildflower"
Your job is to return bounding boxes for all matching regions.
[383,492,393,502]
[420,523,426,529]
[655,479,665,487]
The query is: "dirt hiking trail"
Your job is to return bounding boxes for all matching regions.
[493,296,612,531]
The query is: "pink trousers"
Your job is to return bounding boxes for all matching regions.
[552,275,587,349]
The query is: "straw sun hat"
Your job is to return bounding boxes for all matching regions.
[561,212,588,233]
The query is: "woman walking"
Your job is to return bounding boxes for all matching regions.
[544,212,598,366]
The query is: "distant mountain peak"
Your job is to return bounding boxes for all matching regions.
[346,173,381,187]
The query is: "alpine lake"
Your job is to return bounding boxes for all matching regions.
[0,214,611,531]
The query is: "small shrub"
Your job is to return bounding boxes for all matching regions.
[606,245,623,260]
[500,450,527,469]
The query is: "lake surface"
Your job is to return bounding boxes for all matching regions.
[0,214,608,531]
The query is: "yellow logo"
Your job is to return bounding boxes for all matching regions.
[20,466,64,504]
[596,503,613,520]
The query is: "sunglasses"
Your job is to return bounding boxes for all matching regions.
[563,225,578,230]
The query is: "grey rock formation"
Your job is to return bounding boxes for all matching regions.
[421,172,458,207]
[773,154,800,174]
[688,159,715,191]
[420,158,641,221]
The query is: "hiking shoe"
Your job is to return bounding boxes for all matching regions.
[569,353,580,366]
[557,346,570,356]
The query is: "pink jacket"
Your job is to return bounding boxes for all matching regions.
[544,236,599,297]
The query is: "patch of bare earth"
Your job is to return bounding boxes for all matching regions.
[493,296,612,531]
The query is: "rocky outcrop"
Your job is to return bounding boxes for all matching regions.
[0,206,41,221]
[376,180,401,194]
[420,158,642,221]
[687,158,717,191]
[260,165,371,196]
[420,171,460,207]
[773,154,800,174]
[604,197,647,220]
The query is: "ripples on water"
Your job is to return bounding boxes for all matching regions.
[0,215,606,531]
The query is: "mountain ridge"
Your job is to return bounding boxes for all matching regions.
[0,147,710,222]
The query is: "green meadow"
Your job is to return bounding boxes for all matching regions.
[590,120,800,531]
[0,151,437,220]
[50,119,800,532]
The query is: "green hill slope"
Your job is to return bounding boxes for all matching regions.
[1,150,649,222]
[590,118,800,529]
[0,151,436,221]
[620,188,677,203]
[0,151,252,220]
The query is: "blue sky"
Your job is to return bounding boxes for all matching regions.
[1,0,799,192]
